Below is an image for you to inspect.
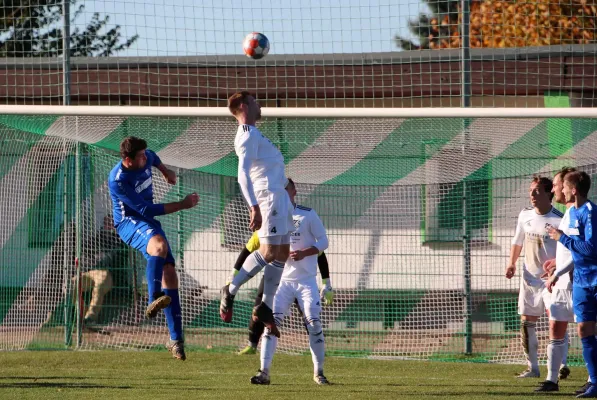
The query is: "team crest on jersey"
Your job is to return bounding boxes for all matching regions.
[293,219,301,229]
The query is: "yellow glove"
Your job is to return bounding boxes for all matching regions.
[320,278,334,306]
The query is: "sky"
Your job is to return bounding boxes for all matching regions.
[80,0,430,57]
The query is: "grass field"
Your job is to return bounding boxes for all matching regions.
[0,350,591,400]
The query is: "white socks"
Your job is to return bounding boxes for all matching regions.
[522,320,539,372]
[260,320,325,377]
[260,330,278,374]
[261,260,284,309]
[308,318,325,375]
[229,251,268,296]
[547,337,567,383]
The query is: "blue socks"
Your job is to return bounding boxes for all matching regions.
[164,288,183,341]
[582,336,597,383]
[146,256,165,302]
[147,257,183,341]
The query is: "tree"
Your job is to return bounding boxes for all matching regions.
[0,0,138,57]
[396,0,597,50]
[395,0,460,50]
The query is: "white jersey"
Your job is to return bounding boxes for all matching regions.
[554,207,574,289]
[234,124,286,206]
[512,206,563,287]
[282,205,329,282]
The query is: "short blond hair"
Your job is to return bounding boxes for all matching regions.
[227,91,252,115]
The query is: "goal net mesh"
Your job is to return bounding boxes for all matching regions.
[0,113,593,365]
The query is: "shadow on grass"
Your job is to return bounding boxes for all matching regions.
[0,382,132,389]
[1,376,95,380]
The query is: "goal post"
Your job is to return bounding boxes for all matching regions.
[0,107,595,364]
[3,105,597,118]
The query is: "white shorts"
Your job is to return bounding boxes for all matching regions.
[549,288,574,322]
[260,233,290,246]
[518,278,552,317]
[256,188,294,239]
[273,278,321,323]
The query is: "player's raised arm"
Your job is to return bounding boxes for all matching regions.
[109,177,198,219]
[151,151,177,185]
[143,149,176,185]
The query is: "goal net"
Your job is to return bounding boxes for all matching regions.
[0,108,594,366]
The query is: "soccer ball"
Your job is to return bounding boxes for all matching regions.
[243,32,270,60]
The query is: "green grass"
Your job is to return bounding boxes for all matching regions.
[0,351,589,400]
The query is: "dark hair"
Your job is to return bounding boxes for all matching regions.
[564,171,591,197]
[285,177,295,190]
[227,91,253,116]
[120,136,147,160]
[532,176,554,200]
[556,166,577,181]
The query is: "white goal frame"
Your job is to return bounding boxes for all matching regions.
[1,105,597,118]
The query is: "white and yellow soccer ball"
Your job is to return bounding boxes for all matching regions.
[243,32,270,60]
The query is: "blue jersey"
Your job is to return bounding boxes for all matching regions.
[559,200,597,288]
[108,150,165,227]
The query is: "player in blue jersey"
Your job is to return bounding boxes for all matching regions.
[547,171,597,397]
[108,136,199,361]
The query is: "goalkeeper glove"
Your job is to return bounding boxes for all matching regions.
[226,269,239,286]
[320,278,334,306]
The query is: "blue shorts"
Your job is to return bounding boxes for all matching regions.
[573,286,597,323]
[117,217,175,265]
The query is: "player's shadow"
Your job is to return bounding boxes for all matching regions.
[483,393,573,397]
[0,382,132,389]
[329,382,577,397]
[3,376,104,380]
[0,376,132,389]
